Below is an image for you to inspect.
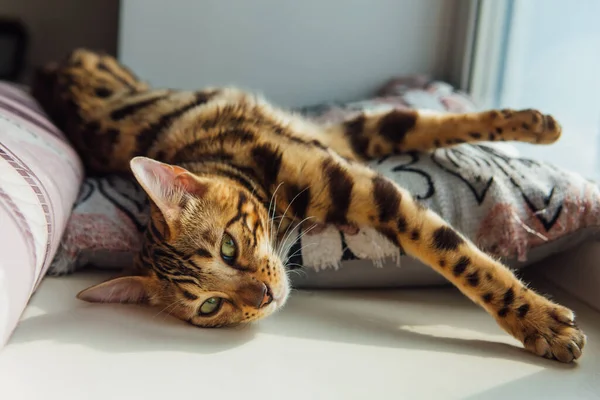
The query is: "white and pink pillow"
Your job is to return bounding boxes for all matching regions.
[0,82,83,347]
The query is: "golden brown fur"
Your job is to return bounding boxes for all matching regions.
[33,49,585,362]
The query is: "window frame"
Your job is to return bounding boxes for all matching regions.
[462,0,514,109]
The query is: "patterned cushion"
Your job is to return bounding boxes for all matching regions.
[50,176,148,274]
[46,77,600,290]
[0,82,83,346]
[290,143,600,288]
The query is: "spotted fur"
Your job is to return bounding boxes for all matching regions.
[32,49,584,362]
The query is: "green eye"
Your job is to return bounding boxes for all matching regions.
[199,297,223,316]
[220,233,237,263]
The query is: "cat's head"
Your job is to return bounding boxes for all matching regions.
[77,157,290,327]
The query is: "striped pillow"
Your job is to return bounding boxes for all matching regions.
[0,81,83,347]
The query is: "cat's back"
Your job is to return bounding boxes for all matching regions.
[32,48,322,174]
[141,87,324,167]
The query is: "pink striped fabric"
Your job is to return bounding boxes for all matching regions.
[0,81,83,347]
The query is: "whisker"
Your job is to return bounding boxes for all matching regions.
[280,216,315,248]
[267,182,284,245]
[283,239,317,261]
[285,242,318,261]
[270,182,285,218]
[268,216,285,224]
[275,185,311,246]
[276,217,315,260]
[153,297,185,320]
[286,263,306,270]
[278,226,300,261]
[285,265,309,280]
[281,226,320,266]
[280,221,319,259]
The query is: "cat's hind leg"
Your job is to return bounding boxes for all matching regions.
[32,49,150,120]
[31,49,201,174]
[323,108,562,160]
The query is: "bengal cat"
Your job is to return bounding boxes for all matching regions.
[32,49,585,363]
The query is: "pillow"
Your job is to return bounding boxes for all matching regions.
[47,77,600,291]
[0,81,83,347]
[289,143,600,288]
[49,176,148,275]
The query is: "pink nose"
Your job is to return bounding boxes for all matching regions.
[259,284,273,308]
[239,281,274,309]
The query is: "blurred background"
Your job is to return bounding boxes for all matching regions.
[1,0,598,179]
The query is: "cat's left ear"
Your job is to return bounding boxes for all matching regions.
[77,275,157,304]
[130,156,208,223]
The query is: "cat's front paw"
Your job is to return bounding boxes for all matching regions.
[503,299,586,363]
[522,304,585,363]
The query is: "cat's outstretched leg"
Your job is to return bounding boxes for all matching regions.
[323,108,562,160]
[279,153,584,362]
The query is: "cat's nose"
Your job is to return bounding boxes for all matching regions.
[258,283,273,308]
[239,280,273,309]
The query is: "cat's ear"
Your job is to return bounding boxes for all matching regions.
[130,156,208,222]
[76,275,156,304]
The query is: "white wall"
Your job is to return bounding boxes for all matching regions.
[119,0,462,107]
[0,0,119,83]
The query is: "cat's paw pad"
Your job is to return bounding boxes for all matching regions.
[521,305,586,363]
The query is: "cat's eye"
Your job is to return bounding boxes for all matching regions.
[199,297,223,316]
[220,232,237,263]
